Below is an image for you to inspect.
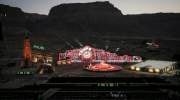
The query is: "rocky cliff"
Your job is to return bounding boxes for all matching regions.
[1,1,180,41]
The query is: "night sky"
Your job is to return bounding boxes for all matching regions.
[0,0,180,15]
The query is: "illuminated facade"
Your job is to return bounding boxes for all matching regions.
[31,44,53,66]
[58,46,142,64]
[31,50,53,65]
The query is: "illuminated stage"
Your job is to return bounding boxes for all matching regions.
[85,61,122,72]
[58,45,142,65]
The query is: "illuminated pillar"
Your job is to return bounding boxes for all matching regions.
[23,32,32,67]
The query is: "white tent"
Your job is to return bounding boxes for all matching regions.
[130,60,176,73]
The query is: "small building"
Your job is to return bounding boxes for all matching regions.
[31,50,53,66]
[130,60,176,73]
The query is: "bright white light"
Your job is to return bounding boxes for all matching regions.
[155,68,160,73]
[135,67,140,71]
[82,51,92,59]
[167,68,170,71]
[148,68,154,72]
[79,46,92,59]
[33,57,38,63]
[130,66,135,70]
[116,48,120,52]
[44,63,52,66]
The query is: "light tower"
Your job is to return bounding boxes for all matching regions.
[22,32,32,67]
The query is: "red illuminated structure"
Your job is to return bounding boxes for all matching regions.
[58,45,142,64]
[85,61,122,72]
[23,33,32,67]
[57,45,135,72]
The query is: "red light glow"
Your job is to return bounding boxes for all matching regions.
[23,37,32,61]
[85,61,122,72]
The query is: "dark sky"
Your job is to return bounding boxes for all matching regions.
[0,0,180,15]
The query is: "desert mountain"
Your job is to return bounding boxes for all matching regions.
[0,1,180,59]
[1,1,180,38]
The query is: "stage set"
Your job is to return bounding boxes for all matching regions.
[20,33,176,75]
[22,33,144,73]
[58,45,142,72]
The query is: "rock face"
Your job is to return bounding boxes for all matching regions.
[47,1,123,33]
[0,4,24,17]
[1,2,180,39]
[0,21,2,41]
[49,1,122,16]
[46,1,180,37]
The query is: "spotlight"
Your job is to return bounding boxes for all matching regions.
[135,67,140,71]
[155,68,160,73]
[33,57,38,63]
[130,66,135,70]
[148,68,154,73]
